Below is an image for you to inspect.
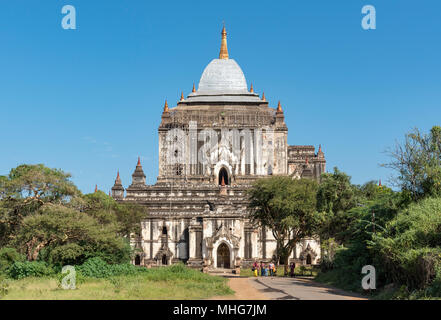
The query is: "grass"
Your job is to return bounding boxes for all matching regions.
[0,265,233,300]
[240,265,319,278]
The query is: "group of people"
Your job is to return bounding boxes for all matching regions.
[252,261,276,277]
[251,261,297,277]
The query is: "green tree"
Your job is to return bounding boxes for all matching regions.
[316,168,360,243]
[0,164,80,246]
[383,126,441,201]
[247,177,320,274]
[12,204,131,264]
[317,167,358,213]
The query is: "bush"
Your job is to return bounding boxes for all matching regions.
[49,243,85,267]
[7,261,54,279]
[0,247,25,274]
[76,257,147,278]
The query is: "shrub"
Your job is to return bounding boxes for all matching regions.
[0,247,25,274]
[49,243,85,266]
[7,261,54,279]
[76,257,147,278]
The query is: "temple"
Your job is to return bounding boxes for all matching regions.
[112,27,326,269]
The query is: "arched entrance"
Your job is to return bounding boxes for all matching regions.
[218,167,229,185]
[217,243,231,268]
[306,254,312,265]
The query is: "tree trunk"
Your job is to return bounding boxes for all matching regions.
[284,255,289,276]
[26,238,47,261]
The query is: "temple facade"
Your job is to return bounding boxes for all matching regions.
[112,27,326,269]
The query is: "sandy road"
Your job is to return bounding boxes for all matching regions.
[209,275,366,300]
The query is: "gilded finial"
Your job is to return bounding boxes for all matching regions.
[277,101,283,113]
[163,99,169,112]
[192,83,196,93]
[261,92,266,101]
[250,83,254,93]
[94,184,98,193]
[137,156,141,166]
[180,92,184,101]
[219,25,229,59]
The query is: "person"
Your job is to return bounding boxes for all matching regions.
[269,262,274,276]
[260,262,265,276]
[272,263,277,277]
[252,261,259,277]
[290,262,296,277]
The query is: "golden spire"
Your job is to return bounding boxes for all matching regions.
[163,99,169,112]
[250,83,254,93]
[277,101,283,113]
[261,92,266,101]
[192,83,196,92]
[180,92,184,101]
[219,25,229,60]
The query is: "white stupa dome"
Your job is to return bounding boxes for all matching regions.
[197,59,248,94]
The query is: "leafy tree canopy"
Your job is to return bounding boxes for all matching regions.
[248,176,320,270]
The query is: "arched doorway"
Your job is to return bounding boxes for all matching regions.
[162,254,168,265]
[218,167,229,185]
[217,243,231,268]
[135,255,141,266]
[306,254,312,265]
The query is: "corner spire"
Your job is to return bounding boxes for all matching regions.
[219,25,229,60]
[277,101,283,113]
[114,170,122,186]
[163,99,169,112]
[261,92,266,101]
[94,184,98,193]
[250,83,254,93]
[137,156,141,166]
[180,92,184,101]
[192,83,196,93]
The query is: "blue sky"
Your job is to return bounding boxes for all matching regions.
[1,0,440,194]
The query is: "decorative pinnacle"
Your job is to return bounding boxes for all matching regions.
[192,83,196,93]
[219,25,229,59]
[163,99,169,112]
[318,145,322,153]
[277,101,283,113]
[379,179,382,187]
[180,92,184,101]
[250,83,254,93]
[114,170,122,186]
[94,185,98,193]
[137,156,141,166]
[261,92,266,101]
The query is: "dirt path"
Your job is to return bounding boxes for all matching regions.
[210,276,269,300]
